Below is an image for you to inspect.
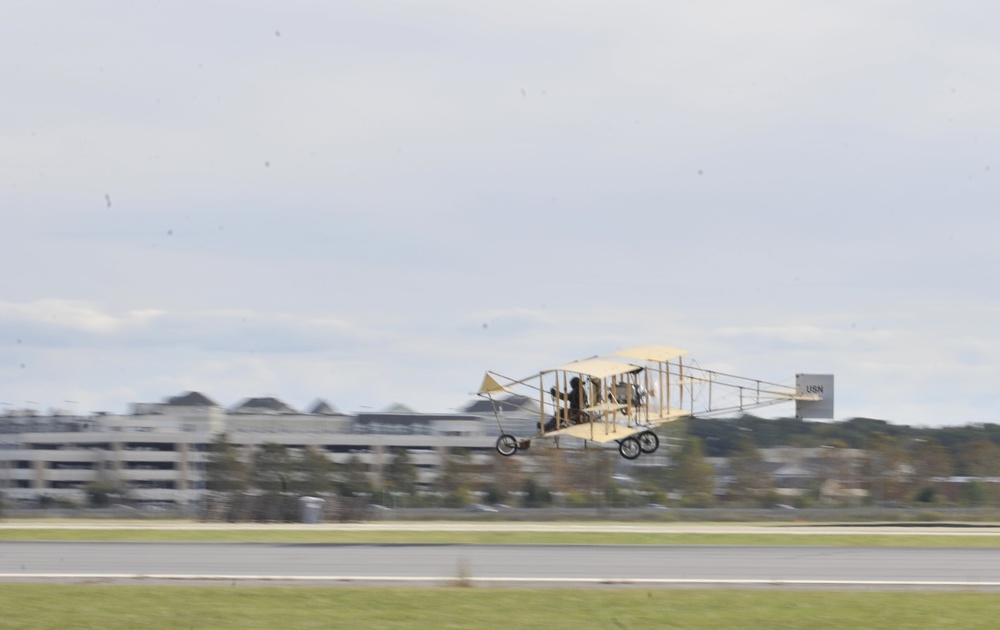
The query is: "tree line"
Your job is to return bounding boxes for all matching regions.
[686,414,1000,477]
[203,414,1000,510]
[675,415,1000,507]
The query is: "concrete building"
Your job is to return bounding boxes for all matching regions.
[0,391,535,507]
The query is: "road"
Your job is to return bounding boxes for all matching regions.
[3,542,1000,588]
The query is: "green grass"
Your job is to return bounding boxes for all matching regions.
[2,527,1000,546]
[1,585,998,629]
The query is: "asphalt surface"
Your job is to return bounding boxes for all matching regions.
[3,542,1000,588]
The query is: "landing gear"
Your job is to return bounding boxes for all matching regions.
[496,434,518,456]
[638,431,659,454]
[617,432,657,459]
[618,436,641,460]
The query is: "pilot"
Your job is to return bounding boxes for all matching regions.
[542,377,588,432]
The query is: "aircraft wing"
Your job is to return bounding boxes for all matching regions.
[548,407,690,443]
[548,357,640,379]
[610,344,688,362]
[549,422,646,444]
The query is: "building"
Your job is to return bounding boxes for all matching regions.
[0,391,537,507]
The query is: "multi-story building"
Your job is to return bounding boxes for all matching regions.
[0,391,538,507]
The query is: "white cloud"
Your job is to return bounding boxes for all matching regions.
[0,300,166,340]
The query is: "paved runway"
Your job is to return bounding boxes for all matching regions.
[3,542,1000,588]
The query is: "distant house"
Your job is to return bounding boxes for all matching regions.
[230,397,297,415]
[381,403,417,414]
[129,391,222,417]
[167,392,219,407]
[307,399,339,415]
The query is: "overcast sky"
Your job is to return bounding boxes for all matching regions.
[2,2,998,425]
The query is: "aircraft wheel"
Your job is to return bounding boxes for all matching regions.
[496,434,519,457]
[618,437,641,460]
[638,431,659,453]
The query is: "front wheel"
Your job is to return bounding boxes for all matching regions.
[496,434,518,456]
[638,431,659,453]
[618,437,641,460]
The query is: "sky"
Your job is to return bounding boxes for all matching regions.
[1,2,998,426]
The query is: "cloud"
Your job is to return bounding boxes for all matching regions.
[0,300,167,347]
[0,299,365,354]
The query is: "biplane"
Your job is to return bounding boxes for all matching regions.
[478,344,833,460]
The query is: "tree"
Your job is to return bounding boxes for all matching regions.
[485,450,525,505]
[521,477,552,507]
[589,450,616,509]
[960,480,988,506]
[334,454,372,497]
[814,442,859,506]
[205,434,249,492]
[962,441,1000,505]
[436,447,483,506]
[383,447,418,496]
[909,438,953,503]
[962,441,1000,478]
[251,443,294,492]
[865,433,908,504]
[725,435,774,505]
[536,444,575,496]
[85,459,128,507]
[668,437,716,506]
[296,446,334,495]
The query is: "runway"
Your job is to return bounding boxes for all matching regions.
[3,542,1000,588]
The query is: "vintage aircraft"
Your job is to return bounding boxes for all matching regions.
[478,344,833,459]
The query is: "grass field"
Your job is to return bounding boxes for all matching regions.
[4,522,999,628]
[2,585,999,629]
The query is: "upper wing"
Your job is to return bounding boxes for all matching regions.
[610,344,688,362]
[547,357,641,379]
